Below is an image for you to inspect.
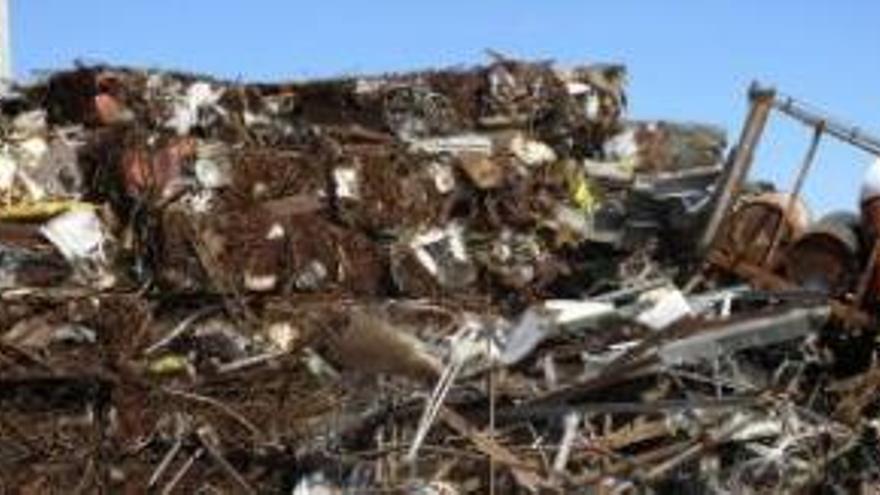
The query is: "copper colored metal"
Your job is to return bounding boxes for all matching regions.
[783,212,861,296]
[121,137,196,199]
[861,197,880,240]
[94,94,127,125]
[860,198,880,303]
[717,192,810,268]
[94,72,133,125]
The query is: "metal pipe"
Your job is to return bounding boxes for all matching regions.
[770,89,880,157]
[763,124,823,266]
[697,84,775,254]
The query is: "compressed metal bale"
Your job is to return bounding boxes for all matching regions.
[291,59,626,156]
[226,147,330,205]
[331,144,451,233]
[285,212,387,295]
[604,121,727,172]
[190,206,386,296]
[119,134,196,201]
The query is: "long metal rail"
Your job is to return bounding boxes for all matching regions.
[772,89,880,156]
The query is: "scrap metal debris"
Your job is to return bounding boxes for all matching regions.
[1,55,880,494]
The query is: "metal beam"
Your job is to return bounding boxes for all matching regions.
[770,88,880,157]
[697,84,775,254]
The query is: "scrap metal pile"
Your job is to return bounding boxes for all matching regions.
[0,55,877,494]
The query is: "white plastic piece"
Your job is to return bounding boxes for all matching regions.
[167,82,225,135]
[429,161,456,194]
[194,142,232,189]
[40,209,106,263]
[510,134,557,166]
[636,287,693,331]
[292,472,338,495]
[12,110,47,135]
[544,299,615,330]
[0,151,16,190]
[332,167,360,200]
[243,272,277,292]
[603,128,639,163]
[266,322,299,352]
[566,81,591,95]
[860,157,880,204]
[265,223,285,240]
[584,92,601,121]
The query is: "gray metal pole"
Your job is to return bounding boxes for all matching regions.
[696,84,775,255]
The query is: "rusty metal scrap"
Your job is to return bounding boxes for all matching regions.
[1,55,878,494]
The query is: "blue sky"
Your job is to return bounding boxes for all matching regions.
[11,1,880,214]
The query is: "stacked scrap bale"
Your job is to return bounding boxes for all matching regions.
[1,59,724,301]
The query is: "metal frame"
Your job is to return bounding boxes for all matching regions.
[699,82,880,324]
